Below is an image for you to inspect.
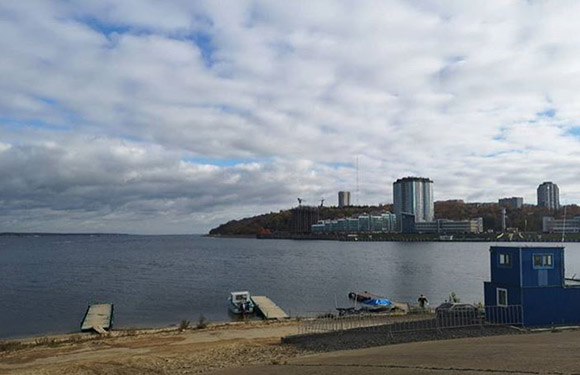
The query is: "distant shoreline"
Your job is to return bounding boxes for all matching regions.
[0,232,131,237]
[0,233,203,237]
[202,233,257,239]
[3,232,575,242]
[209,233,580,243]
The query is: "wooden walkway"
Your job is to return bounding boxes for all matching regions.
[252,296,289,320]
[81,303,114,332]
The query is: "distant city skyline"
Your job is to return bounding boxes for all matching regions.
[3,1,580,234]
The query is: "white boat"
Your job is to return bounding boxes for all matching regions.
[228,291,255,314]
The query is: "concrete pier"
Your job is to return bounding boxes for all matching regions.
[81,303,114,332]
[252,296,288,320]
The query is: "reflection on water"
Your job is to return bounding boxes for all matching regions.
[1,235,580,339]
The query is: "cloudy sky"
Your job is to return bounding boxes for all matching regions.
[2,0,580,234]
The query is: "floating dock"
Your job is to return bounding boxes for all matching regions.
[252,296,289,320]
[81,303,114,333]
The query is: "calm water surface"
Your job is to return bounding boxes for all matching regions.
[2,235,580,339]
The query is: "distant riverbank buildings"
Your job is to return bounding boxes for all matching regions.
[499,197,524,209]
[311,175,482,235]
[415,218,483,234]
[542,216,580,234]
[311,213,397,233]
[311,213,483,235]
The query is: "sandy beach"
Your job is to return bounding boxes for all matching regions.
[3,320,580,375]
[0,320,309,374]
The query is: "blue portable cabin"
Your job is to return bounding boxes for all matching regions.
[484,245,580,326]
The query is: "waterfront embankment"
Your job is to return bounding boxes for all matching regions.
[3,319,580,375]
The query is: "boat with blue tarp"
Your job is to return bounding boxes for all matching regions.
[348,291,394,311]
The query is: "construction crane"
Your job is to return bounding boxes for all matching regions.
[297,198,303,206]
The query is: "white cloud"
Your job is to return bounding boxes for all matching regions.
[2,0,580,232]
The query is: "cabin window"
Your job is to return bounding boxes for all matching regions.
[497,288,508,307]
[498,253,512,267]
[533,254,553,269]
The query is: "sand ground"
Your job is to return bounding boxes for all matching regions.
[0,321,307,374]
[3,323,580,375]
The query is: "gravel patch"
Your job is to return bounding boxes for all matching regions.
[283,324,525,352]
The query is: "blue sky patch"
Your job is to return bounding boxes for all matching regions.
[565,127,580,138]
[183,31,216,68]
[77,16,131,39]
[537,108,556,118]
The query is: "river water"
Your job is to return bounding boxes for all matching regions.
[2,235,579,339]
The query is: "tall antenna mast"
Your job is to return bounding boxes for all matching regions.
[356,156,359,206]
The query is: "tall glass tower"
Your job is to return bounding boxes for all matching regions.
[338,191,351,207]
[393,177,434,232]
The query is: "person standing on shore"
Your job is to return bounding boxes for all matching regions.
[418,294,429,309]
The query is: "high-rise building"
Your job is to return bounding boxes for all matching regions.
[498,197,524,209]
[393,177,434,232]
[291,206,319,234]
[537,182,560,211]
[338,191,351,207]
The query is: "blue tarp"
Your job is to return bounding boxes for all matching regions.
[364,298,392,306]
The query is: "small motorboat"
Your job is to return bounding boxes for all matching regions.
[228,291,255,314]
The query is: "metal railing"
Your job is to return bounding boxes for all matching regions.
[298,305,522,335]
